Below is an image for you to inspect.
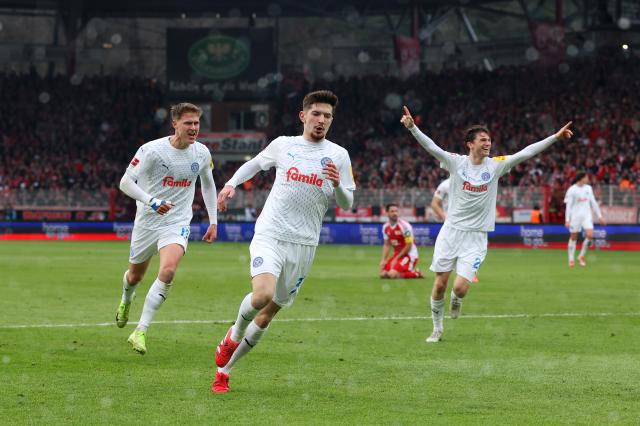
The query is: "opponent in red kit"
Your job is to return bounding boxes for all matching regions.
[379,203,423,279]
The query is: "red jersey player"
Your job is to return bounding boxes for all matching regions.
[379,203,423,279]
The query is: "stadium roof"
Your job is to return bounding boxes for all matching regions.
[0,0,512,18]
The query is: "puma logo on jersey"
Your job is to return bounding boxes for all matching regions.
[162,176,192,187]
[462,181,488,193]
[286,167,323,187]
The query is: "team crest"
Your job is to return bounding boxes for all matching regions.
[253,257,263,267]
[320,157,333,167]
[191,162,199,172]
[481,172,491,181]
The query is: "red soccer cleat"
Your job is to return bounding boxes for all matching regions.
[569,260,575,268]
[578,255,586,267]
[211,370,230,394]
[216,327,240,368]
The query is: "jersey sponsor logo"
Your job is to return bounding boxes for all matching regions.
[286,167,323,187]
[162,176,193,187]
[130,158,140,167]
[320,157,333,167]
[462,181,488,193]
[191,162,199,172]
[481,172,491,181]
[252,256,263,267]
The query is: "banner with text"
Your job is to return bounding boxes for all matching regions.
[198,132,267,154]
[167,28,277,100]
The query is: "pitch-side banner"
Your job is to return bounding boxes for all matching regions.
[2,223,639,250]
[198,132,267,154]
[167,28,277,100]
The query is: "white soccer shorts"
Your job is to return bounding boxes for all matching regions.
[129,223,190,264]
[249,234,317,308]
[430,223,487,282]
[569,215,594,233]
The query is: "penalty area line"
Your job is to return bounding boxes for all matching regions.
[1,312,639,329]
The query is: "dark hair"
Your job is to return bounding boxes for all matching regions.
[170,103,202,121]
[464,125,490,150]
[303,90,339,112]
[574,172,587,184]
[385,203,398,212]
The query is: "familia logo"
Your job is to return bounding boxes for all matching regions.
[286,167,323,187]
[462,181,488,193]
[162,176,192,187]
[188,35,250,80]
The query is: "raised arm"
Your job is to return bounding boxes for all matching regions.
[503,122,573,170]
[401,106,450,165]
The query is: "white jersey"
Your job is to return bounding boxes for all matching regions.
[252,136,356,246]
[564,184,602,222]
[433,178,450,211]
[440,154,511,232]
[125,137,213,230]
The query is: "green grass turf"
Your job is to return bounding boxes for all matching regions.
[1,241,639,424]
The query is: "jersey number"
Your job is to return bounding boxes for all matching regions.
[181,227,190,238]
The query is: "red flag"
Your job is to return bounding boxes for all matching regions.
[394,35,421,79]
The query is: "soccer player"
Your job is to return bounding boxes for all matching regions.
[211,90,356,393]
[379,203,423,279]
[115,103,218,355]
[431,178,450,221]
[401,106,573,343]
[564,172,605,267]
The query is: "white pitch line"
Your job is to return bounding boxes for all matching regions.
[1,312,639,330]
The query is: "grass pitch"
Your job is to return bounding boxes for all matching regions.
[1,241,639,424]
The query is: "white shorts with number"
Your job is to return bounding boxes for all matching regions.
[129,223,190,264]
[569,215,593,233]
[430,223,487,282]
[249,234,317,308]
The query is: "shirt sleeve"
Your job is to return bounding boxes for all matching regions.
[125,145,153,181]
[254,137,284,170]
[408,126,458,172]
[589,187,603,219]
[564,188,574,222]
[497,135,557,176]
[337,151,356,191]
[401,222,414,244]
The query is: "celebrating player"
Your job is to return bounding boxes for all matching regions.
[379,203,423,279]
[431,178,450,221]
[115,103,218,355]
[211,90,356,393]
[564,172,605,267]
[401,106,573,343]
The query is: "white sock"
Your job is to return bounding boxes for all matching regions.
[230,293,259,342]
[121,270,138,304]
[431,297,445,331]
[451,289,463,305]
[220,320,267,374]
[137,278,171,332]
[579,239,591,258]
[568,240,577,262]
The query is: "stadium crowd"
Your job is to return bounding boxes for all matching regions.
[1,49,638,218]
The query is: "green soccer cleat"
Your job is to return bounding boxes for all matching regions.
[128,330,147,355]
[116,301,131,328]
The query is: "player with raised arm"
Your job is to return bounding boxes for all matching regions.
[115,103,218,355]
[379,203,423,279]
[211,90,356,393]
[431,178,450,221]
[564,172,605,267]
[401,106,573,343]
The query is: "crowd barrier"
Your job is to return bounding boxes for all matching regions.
[1,222,639,250]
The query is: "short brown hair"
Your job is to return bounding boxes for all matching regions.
[170,103,202,121]
[464,125,490,150]
[303,90,339,112]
